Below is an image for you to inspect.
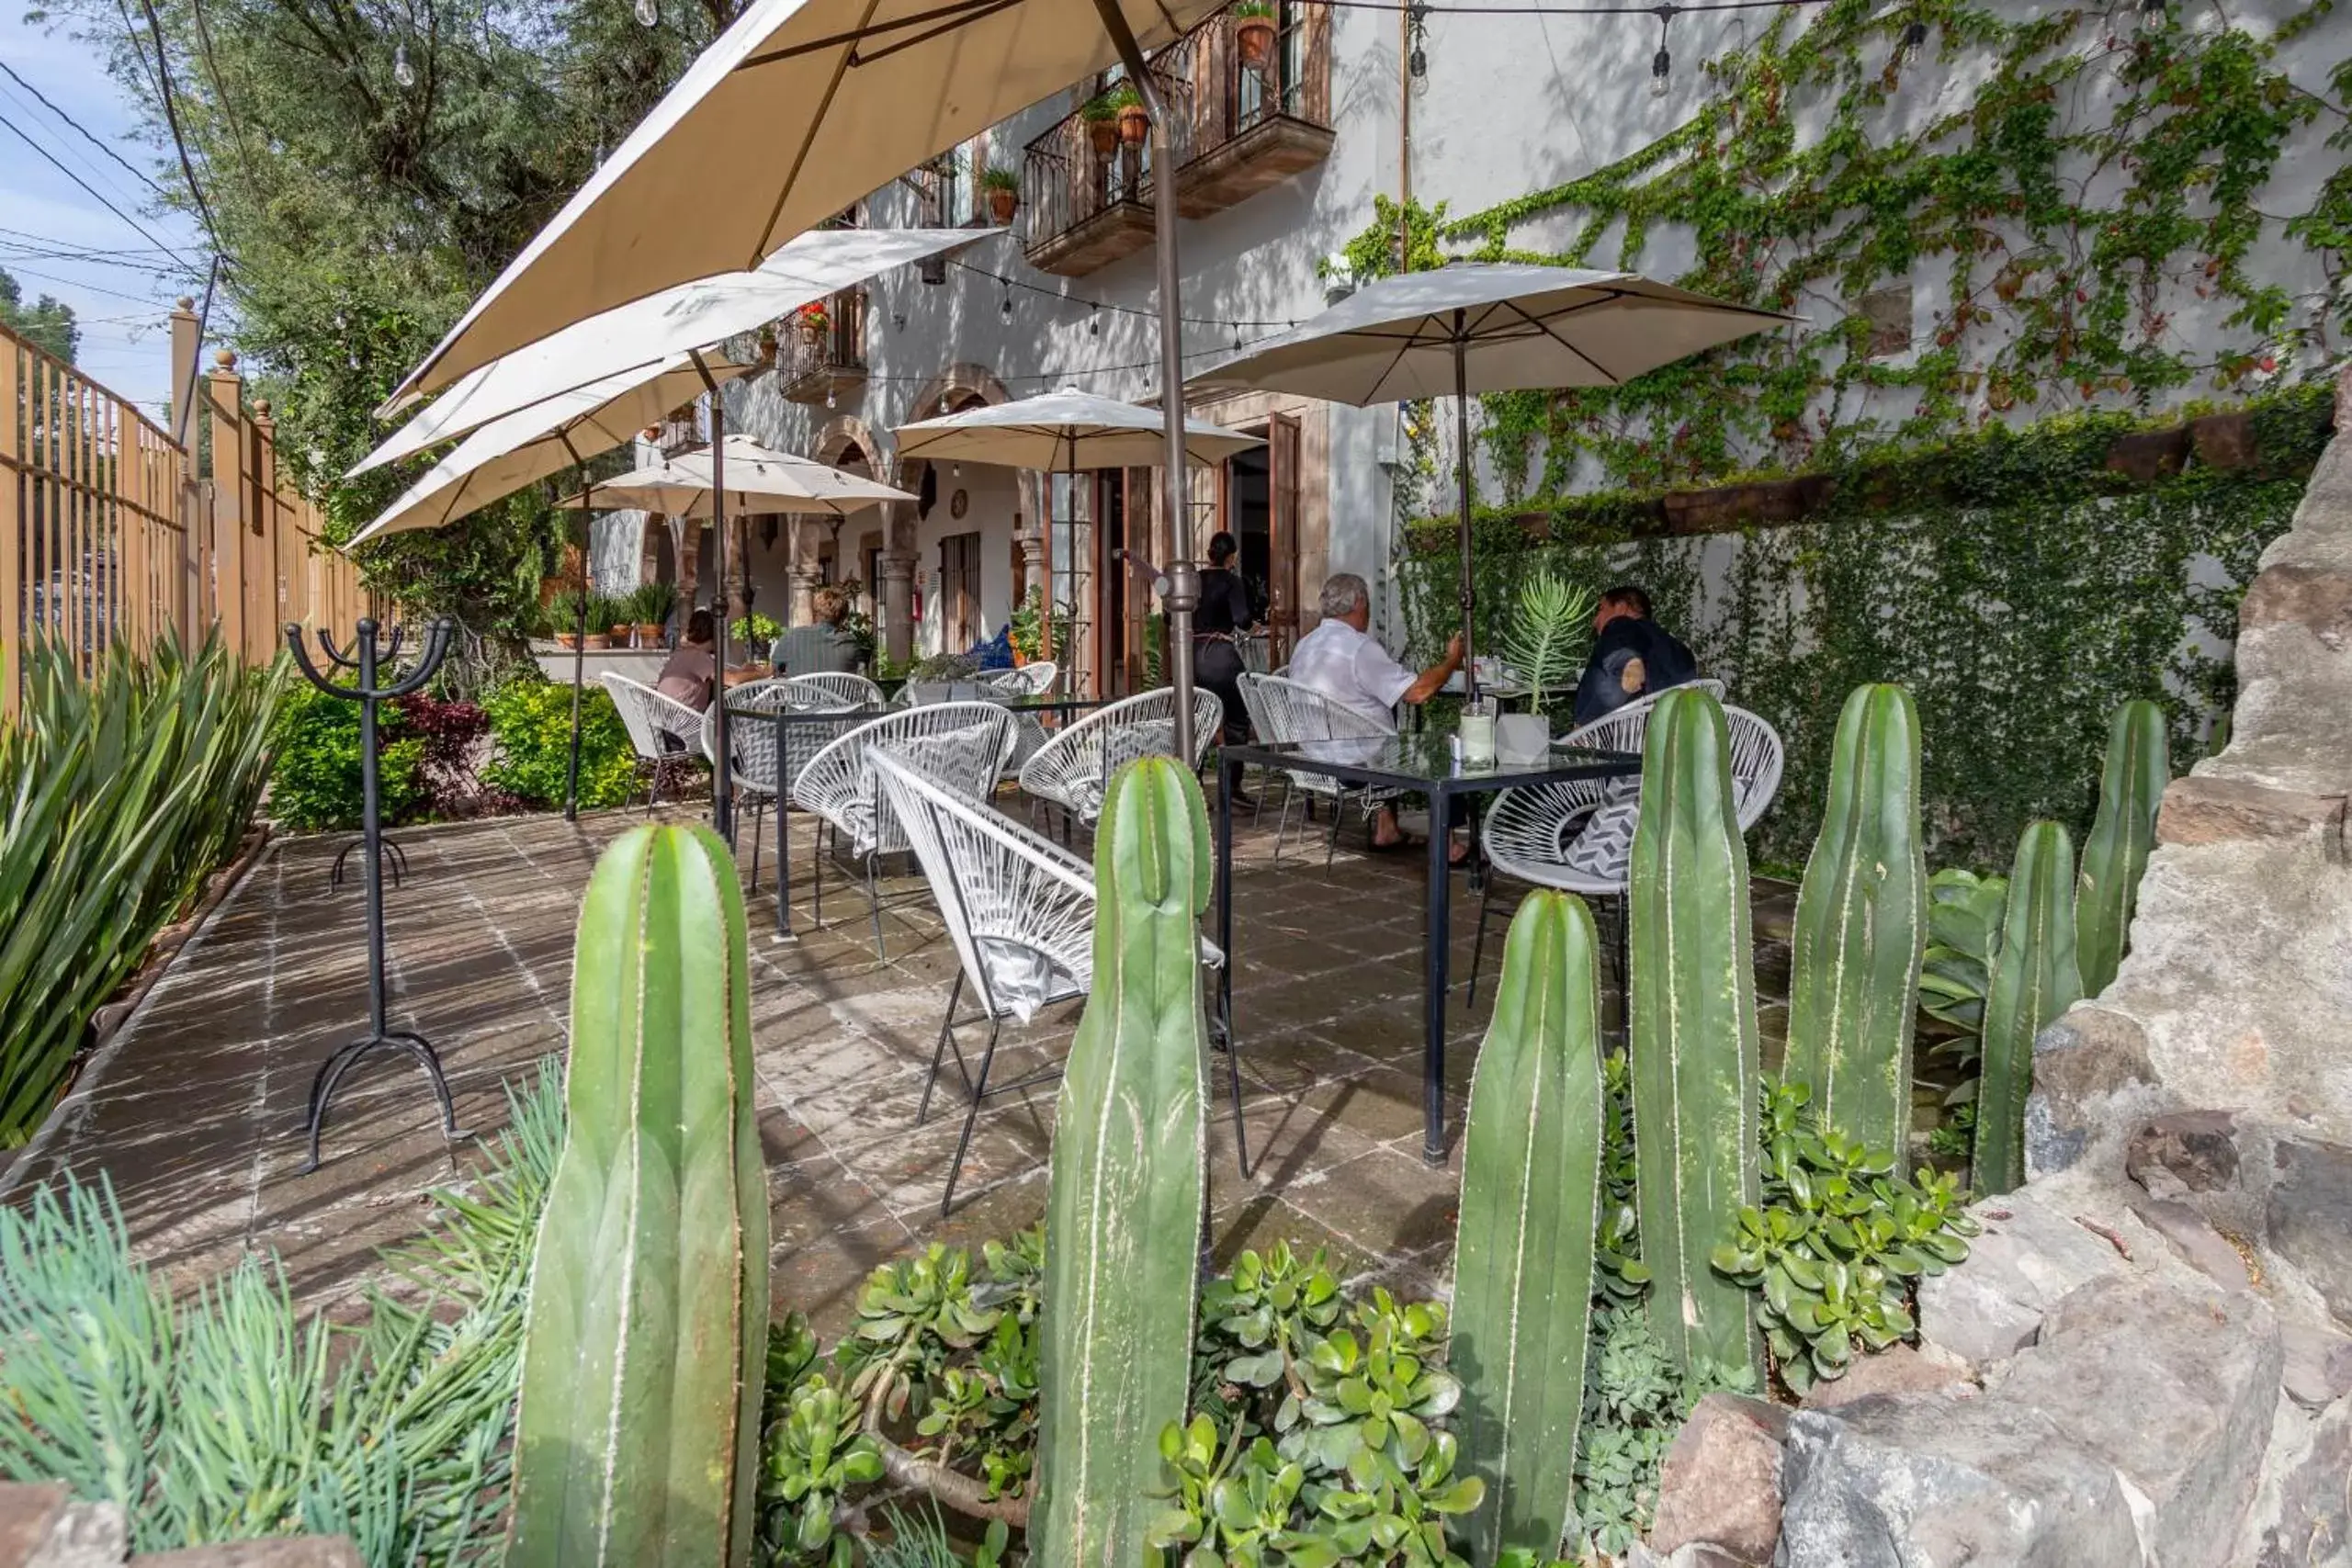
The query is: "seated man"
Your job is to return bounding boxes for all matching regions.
[654,608,763,734]
[1573,584,1700,728]
[769,585,863,676]
[1288,571,1464,857]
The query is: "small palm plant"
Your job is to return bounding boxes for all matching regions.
[1497,570,1598,713]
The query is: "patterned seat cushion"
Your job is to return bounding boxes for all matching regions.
[1562,798,1642,882]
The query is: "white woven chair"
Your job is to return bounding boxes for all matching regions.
[600,672,707,809]
[785,671,885,708]
[1240,673,1409,868]
[791,702,1017,958]
[1017,687,1225,829]
[981,660,1058,697]
[871,750,1248,1214]
[701,681,821,894]
[978,661,1060,782]
[1469,682,1774,1003]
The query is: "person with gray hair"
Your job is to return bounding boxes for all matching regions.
[1286,570,1465,857]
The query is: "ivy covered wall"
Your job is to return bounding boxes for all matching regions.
[1397,388,2333,872]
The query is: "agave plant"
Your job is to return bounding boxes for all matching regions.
[1496,570,1598,713]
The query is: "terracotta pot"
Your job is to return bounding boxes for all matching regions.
[988,186,1018,224]
[634,623,667,648]
[1011,647,1030,667]
[554,631,581,649]
[797,321,821,344]
[1236,17,1274,66]
[1088,118,1121,156]
[582,633,611,651]
[1118,103,1150,146]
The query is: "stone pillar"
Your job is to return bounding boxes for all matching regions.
[787,519,826,625]
[880,552,916,665]
[1016,525,1047,599]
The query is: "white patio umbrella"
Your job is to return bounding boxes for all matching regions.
[1188,263,1801,697]
[891,386,1261,660]
[360,227,982,437]
[555,433,916,520]
[384,0,1237,760]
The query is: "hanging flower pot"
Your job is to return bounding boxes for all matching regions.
[1233,6,1275,67]
[988,186,1018,223]
[1118,101,1150,146]
[1087,116,1121,156]
[979,165,1020,225]
[795,303,829,344]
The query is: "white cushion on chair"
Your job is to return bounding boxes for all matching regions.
[974,937,1082,1024]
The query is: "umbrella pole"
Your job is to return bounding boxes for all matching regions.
[559,437,593,822]
[1453,319,1478,704]
[1096,0,1198,761]
[695,349,734,841]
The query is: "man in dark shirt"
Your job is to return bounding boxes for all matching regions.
[1573,584,1700,727]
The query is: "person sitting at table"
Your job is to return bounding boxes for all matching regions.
[1288,572,1466,860]
[655,608,762,726]
[769,585,864,675]
[1573,583,1701,727]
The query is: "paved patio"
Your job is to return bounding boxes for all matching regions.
[2,794,1801,1338]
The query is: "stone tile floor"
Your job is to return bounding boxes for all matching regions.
[1,792,1798,1340]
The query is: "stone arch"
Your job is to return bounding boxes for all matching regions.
[812,413,881,473]
[879,363,1026,664]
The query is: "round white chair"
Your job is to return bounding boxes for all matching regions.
[600,672,708,809]
[1016,687,1225,829]
[1469,681,1772,1004]
[784,671,885,708]
[871,750,1247,1214]
[1239,672,1408,868]
[791,702,1017,958]
[981,660,1058,698]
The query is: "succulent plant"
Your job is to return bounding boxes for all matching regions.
[1451,889,1605,1563]
[1917,868,2008,1043]
[1625,687,1761,1382]
[1784,683,1927,1164]
[505,823,770,1568]
[1032,757,1213,1564]
[1973,819,2082,1193]
[2075,698,2168,997]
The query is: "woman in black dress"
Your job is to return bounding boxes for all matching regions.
[1193,531,1257,744]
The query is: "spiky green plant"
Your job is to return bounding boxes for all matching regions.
[1497,571,1599,711]
[1783,683,1927,1163]
[1452,889,1604,1563]
[0,1064,564,1563]
[2075,699,2167,997]
[1973,821,2083,1194]
[1033,757,1210,1564]
[0,631,285,1144]
[1626,686,1761,1382]
[506,825,770,1567]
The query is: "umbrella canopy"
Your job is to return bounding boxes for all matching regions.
[891,385,1264,471]
[558,433,914,518]
[361,228,980,441]
[388,0,1234,404]
[346,355,752,547]
[1187,263,1799,699]
[1185,263,1800,404]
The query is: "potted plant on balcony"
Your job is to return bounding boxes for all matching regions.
[795,301,829,345]
[1231,0,1276,67]
[1081,89,1124,155]
[1105,80,1149,147]
[979,164,1020,224]
[1008,584,1046,665]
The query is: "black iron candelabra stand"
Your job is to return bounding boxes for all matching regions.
[325,626,413,891]
[285,615,469,1174]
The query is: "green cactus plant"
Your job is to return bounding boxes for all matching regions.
[1626,686,1761,1382]
[1973,820,2084,1194]
[506,823,770,1568]
[2075,699,2168,997]
[1452,889,1605,1564]
[1783,683,1927,1163]
[1033,756,1212,1564]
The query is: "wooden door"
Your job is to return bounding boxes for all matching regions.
[940,531,981,649]
[1267,411,1302,662]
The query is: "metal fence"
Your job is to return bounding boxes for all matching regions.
[0,309,367,715]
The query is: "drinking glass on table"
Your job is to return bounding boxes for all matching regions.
[1457,694,1499,767]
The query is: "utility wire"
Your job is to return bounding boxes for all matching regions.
[133,0,228,257]
[0,56,174,202]
[0,117,199,271]
[0,261,187,306]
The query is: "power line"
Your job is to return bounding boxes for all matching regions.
[0,56,174,202]
[0,116,198,271]
[0,261,184,307]
[133,0,227,256]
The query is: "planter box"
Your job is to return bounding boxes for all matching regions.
[2104,427,2191,484]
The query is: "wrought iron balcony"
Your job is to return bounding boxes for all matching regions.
[1020,2,1333,277]
[775,288,868,408]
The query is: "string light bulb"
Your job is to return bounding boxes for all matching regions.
[634,0,660,26]
[1409,44,1426,77]
[1089,303,1101,336]
[1001,288,1012,320]
[392,42,416,87]
[1649,3,1676,97]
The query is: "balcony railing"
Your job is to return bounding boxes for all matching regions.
[776,288,867,407]
[1021,2,1333,276]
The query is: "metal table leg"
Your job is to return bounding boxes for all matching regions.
[1422,784,1453,1167]
[775,771,795,938]
[1216,753,1236,1047]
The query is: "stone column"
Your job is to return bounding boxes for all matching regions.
[880,551,916,664]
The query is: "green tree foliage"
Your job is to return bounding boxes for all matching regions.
[0,267,81,363]
[41,0,730,643]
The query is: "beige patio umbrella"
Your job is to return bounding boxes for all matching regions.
[1189,263,1800,698]
[891,386,1262,658]
[556,433,916,520]
[385,0,1237,759]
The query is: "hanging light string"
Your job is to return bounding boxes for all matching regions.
[945,258,1306,332]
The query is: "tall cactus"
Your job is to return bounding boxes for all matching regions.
[1627,687,1761,1382]
[1033,757,1209,1563]
[1453,889,1604,1564]
[2075,699,2168,997]
[1784,683,1927,1162]
[1973,820,2083,1194]
[508,823,769,1567]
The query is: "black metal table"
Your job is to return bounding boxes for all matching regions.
[1215,733,1642,1166]
[723,694,1109,938]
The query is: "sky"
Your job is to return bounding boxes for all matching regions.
[1,6,211,418]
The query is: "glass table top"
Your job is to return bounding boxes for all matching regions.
[1225,731,1639,791]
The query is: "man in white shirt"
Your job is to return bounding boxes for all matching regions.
[1287,572,1464,855]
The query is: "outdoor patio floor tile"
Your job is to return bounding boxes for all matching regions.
[4,801,1809,1339]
